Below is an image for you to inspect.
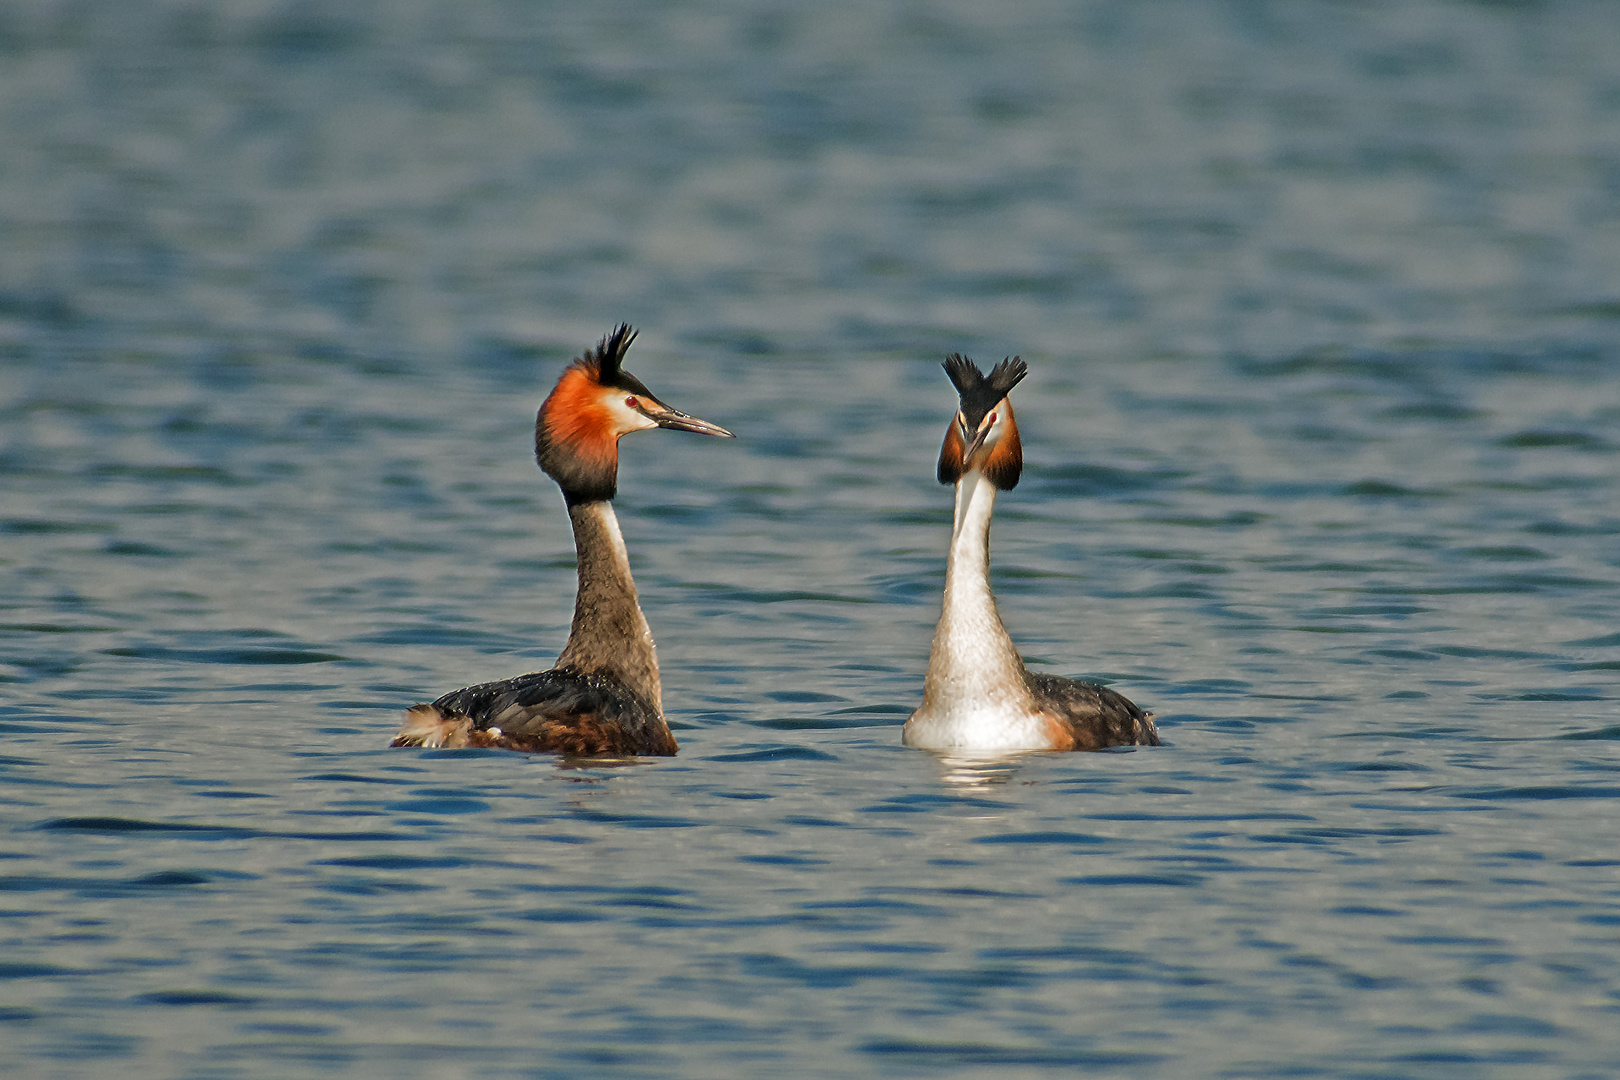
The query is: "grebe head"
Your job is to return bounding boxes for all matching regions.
[536,324,734,503]
[937,353,1026,490]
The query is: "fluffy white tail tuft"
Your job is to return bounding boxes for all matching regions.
[390,704,472,748]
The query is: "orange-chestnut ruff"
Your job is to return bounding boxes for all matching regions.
[936,353,1026,490]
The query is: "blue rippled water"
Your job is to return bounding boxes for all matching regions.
[3,2,1619,1077]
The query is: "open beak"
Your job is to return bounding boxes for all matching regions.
[648,403,735,438]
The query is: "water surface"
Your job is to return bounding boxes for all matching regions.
[3,2,1620,1077]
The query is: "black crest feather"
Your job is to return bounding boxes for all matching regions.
[942,353,1027,428]
[572,322,656,399]
[586,324,638,386]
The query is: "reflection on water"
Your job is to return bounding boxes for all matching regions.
[931,751,1037,790]
[3,1,1620,1077]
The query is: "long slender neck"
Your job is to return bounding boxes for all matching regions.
[919,470,1032,711]
[553,499,662,712]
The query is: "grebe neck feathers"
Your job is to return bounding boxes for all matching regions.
[554,498,660,709]
[908,466,1048,750]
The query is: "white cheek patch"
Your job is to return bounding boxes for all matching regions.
[602,393,659,433]
[973,410,1005,453]
[987,407,1008,440]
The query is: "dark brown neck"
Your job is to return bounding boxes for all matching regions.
[553,500,662,712]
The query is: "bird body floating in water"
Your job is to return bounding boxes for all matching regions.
[392,325,734,756]
[903,354,1159,753]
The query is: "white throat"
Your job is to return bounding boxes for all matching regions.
[905,470,1045,750]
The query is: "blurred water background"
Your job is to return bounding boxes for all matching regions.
[2,1,1620,1076]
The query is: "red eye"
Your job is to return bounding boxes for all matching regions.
[625,397,639,409]
[988,411,997,425]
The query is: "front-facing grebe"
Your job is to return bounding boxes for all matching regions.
[903,354,1159,752]
[391,324,734,755]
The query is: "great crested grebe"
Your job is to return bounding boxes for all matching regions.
[903,354,1159,753]
[392,324,733,756]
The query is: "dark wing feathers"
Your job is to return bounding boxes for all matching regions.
[431,669,676,756]
[1025,672,1160,750]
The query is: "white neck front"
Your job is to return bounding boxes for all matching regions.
[914,470,1036,726]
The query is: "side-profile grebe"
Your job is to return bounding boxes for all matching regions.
[392,324,734,755]
[903,354,1159,752]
